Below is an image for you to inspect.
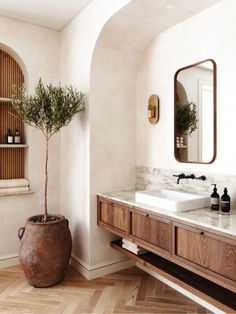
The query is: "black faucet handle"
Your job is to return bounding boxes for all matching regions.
[173,173,185,178]
[196,175,206,181]
[190,174,195,179]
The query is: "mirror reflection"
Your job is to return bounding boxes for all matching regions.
[174,59,216,164]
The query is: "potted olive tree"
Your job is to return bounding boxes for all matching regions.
[13,79,85,287]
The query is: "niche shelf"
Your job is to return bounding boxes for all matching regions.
[0,97,12,102]
[0,144,28,148]
[0,49,27,180]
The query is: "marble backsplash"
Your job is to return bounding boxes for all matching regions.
[135,166,236,209]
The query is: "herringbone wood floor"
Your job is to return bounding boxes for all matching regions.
[0,265,210,313]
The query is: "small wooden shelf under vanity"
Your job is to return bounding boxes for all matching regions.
[97,192,236,313]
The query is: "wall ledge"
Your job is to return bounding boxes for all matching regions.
[0,191,34,197]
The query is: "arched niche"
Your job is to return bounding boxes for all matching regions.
[0,43,28,89]
[0,46,27,179]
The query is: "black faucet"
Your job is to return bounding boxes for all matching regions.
[173,173,206,184]
[173,173,195,184]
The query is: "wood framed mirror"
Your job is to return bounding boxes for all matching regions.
[174,59,217,164]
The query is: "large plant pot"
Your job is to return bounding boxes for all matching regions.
[18,214,72,288]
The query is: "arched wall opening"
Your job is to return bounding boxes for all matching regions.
[0,16,61,264]
[89,0,222,267]
[0,44,30,178]
[0,43,29,90]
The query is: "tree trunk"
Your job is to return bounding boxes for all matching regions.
[44,137,49,221]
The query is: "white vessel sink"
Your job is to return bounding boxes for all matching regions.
[135,189,210,212]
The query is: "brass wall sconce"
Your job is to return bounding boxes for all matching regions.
[148,95,159,124]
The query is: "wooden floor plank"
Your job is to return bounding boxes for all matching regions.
[0,265,210,313]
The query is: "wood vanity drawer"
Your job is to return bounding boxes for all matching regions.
[174,224,236,282]
[130,210,171,253]
[98,198,129,234]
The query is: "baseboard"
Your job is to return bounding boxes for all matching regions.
[70,256,135,280]
[0,255,19,269]
[137,264,225,314]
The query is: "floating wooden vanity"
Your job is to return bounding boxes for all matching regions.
[97,191,236,312]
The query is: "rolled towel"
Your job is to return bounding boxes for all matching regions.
[0,186,29,195]
[0,179,29,189]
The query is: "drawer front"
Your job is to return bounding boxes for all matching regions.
[175,226,236,282]
[130,211,171,252]
[100,200,128,233]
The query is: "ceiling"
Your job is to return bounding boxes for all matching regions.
[0,0,223,32]
[0,0,93,30]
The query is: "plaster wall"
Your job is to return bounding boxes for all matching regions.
[60,0,131,268]
[90,33,136,266]
[136,0,236,175]
[87,0,224,268]
[0,17,61,259]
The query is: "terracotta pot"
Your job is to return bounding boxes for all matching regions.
[18,214,72,288]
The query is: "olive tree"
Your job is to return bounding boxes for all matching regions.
[12,79,85,221]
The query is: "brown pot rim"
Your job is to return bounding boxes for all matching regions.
[26,214,65,225]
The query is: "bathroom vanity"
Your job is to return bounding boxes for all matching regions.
[97,191,236,312]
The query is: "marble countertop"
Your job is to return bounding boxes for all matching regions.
[98,190,236,238]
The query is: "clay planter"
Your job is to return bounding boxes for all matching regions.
[18,214,72,288]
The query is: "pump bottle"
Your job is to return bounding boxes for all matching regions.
[221,188,230,214]
[211,184,219,211]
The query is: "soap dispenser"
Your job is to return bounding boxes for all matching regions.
[211,184,219,211]
[220,188,231,214]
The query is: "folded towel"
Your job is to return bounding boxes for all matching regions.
[123,243,139,250]
[0,179,29,189]
[122,243,148,255]
[0,186,29,195]
[122,238,145,251]
[122,238,137,247]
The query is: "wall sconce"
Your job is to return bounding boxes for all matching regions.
[148,95,159,124]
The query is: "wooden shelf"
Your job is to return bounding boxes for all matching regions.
[111,240,236,313]
[0,97,12,102]
[0,144,28,148]
[176,145,187,149]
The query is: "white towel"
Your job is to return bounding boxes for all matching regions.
[0,179,29,189]
[122,238,138,248]
[122,243,138,250]
[122,243,148,255]
[0,186,29,195]
[122,239,145,251]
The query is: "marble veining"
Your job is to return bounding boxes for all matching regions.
[135,166,236,208]
[98,190,236,237]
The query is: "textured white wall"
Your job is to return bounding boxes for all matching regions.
[60,0,131,268]
[136,0,236,175]
[90,32,136,266]
[0,17,61,259]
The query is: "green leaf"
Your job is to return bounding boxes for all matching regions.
[11,78,86,137]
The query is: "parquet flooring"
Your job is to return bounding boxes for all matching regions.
[0,265,210,313]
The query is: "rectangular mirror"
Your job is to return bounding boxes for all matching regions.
[174,59,217,164]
